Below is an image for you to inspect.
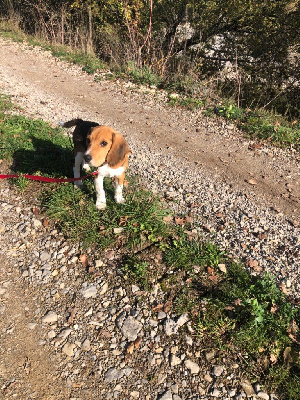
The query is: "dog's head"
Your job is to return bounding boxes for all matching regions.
[83,126,130,168]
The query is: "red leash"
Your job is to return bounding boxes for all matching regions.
[0,171,98,183]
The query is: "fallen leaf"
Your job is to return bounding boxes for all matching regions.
[67,307,78,325]
[99,329,111,339]
[234,298,242,306]
[248,143,263,151]
[207,267,215,275]
[42,218,50,227]
[174,216,185,225]
[152,303,164,312]
[270,353,278,364]
[270,304,279,314]
[163,215,173,223]
[79,254,89,267]
[134,337,142,349]
[126,342,135,354]
[245,258,262,272]
[279,283,289,295]
[119,216,129,226]
[163,299,172,313]
[32,207,40,215]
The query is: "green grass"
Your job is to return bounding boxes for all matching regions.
[212,103,300,148]
[43,178,170,250]
[0,86,299,399]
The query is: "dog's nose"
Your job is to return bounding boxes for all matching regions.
[84,154,92,163]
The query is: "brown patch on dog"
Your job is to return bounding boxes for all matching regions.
[87,126,130,168]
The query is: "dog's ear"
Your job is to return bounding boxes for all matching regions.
[107,132,130,168]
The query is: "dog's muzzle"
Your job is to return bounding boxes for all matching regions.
[83,154,92,164]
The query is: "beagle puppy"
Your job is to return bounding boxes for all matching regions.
[60,119,130,209]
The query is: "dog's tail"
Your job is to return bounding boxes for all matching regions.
[58,119,84,128]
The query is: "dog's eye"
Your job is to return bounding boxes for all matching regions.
[100,141,107,147]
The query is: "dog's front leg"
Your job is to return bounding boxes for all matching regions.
[115,172,125,204]
[73,152,84,188]
[94,174,106,209]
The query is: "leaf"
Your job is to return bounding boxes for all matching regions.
[67,307,78,325]
[79,254,89,267]
[270,353,278,364]
[152,303,164,312]
[42,218,50,227]
[174,216,185,225]
[32,206,40,215]
[134,337,142,349]
[126,342,135,354]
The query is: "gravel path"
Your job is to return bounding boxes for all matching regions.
[0,37,299,399]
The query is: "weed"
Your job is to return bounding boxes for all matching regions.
[164,229,224,271]
[122,256,150,290]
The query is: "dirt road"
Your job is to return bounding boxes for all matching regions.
[0,38,299,216]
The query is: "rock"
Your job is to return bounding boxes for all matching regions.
[41,311,58,323]
[210,388,221,397]
[257,392,270,400]
[212,365,224,377]
[185,335,193,346]
[157,311,166,320]
[99,282,108,295]
[104,367,125,382]
[119,316,142,341]
[184,359,200,374]
[164,314,189,336]
[55,328,72,344]
[27,322,37,330]
[240,379,255,396]
[158,390,173,400]
[80,284,97,298]
[82,339,91,351]
[40,252,51,261]
[62,342,76,357]
[170,354,181,367]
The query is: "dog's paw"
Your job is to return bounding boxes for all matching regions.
[115,194,125,204]
[74,181,83,189]
[96,201,106,210]
[58,121,65,127]
[82,163,91,172]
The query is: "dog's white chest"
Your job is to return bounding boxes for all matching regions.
[98,164,124,177]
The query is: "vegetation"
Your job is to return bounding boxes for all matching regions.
[0,92,299,398]
[0,1,299,118]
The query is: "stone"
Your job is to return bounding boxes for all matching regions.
[41,311,58,323]
[213,365,224,377]
[240,379,255,396]
[184,359,200,374]
[62,342,76,357]
[104,367,125,382]
[158,390,173,400]
[80,284,97,298]
[40,252,51,261]
[257,392,270,400]
[170,354,181,367]
[99,282,108,295]
[82,339,91,351]
[119,316,142,341]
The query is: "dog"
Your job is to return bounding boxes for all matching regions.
[59,119,130,209]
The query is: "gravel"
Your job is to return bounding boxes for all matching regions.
[0,37,298,399]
